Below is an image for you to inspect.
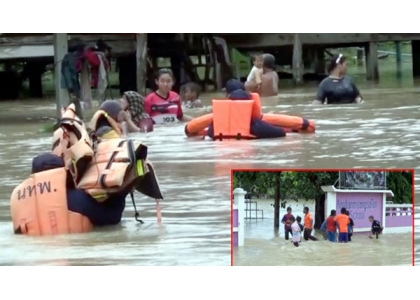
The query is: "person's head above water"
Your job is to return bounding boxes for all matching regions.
[225,79,251,100]
[99,100,122,122]
[156,68,175,96]
[262,53,276,71]
[181,82,201,101]
[252,53,264,69]
[327,53,347,76]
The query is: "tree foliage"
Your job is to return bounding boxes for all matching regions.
[233,171,412,204]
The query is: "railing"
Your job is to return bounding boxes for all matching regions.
[385,204,412,228]
[245,200,264,220]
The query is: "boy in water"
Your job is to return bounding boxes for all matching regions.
[246,54,263,91]
[180,82,203,108]
[281,207,294,240]
[369,216,383,239]
[345,210,354,241]
[290,216,301,247]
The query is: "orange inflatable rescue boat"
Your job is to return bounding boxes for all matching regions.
[185,93,315,140]
[10,103,163,236]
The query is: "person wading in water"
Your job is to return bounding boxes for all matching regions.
[303,207,318,241]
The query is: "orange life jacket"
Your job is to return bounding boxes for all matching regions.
[10,167,93,236]
[51,106,163,203]
[89,109,122,137]
[51,103,94,183]
[212,99,256,140]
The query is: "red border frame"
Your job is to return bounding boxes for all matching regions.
[230,168,415,266]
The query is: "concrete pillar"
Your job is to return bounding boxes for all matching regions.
[234,188,246,247]
[53,33,69,119]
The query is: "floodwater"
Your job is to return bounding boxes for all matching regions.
[0,60,418,266]
[234,201,412,266]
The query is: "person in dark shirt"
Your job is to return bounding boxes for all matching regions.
[369,215,383,239]
[345,210,355,241]
[313,54,363,105]
[281,207,294,240]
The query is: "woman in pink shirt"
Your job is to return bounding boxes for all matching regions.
[144,69,192,125]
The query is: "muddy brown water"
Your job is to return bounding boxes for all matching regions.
[0,62,418,266]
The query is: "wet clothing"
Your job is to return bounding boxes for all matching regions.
[32,153,126,226]
[316,75,361,104]
[334,214,349,233]
[304,212,313,229]
[338,232,349,243]
[281,213,294,240]
[320,220,327,232]
[328,231,336,242]
[326,215,337,242]
[144,91,183,123]
[303,228,318,241]
[123,91,150,125]
[326,215,336,232]
[291,221,301,247]
[348,217,354,241]
[371,220,383,233]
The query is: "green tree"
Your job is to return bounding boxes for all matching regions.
[386,171,412,204]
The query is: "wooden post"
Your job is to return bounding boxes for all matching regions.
[292,33,303,85]
[314,48,325,73]
[395,41,402,77]
[53,33,69,120]
[411,40,420,78]
[356,48,364,66]
[365,42,379,80]
[80,61,92,109]
[136,33,148,95]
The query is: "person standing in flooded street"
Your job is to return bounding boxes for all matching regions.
[313,54,363,105]
[326,210,337,242]
[245,53,279,97]
[303,207,318,241]
[334,208,350,243]
[281,207,294,240]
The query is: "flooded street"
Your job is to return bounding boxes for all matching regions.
[234,201,412,266]
[415,210,419,266]
[0,61,419,266]
[0,123,230,266]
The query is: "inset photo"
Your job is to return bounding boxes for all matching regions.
[232,169,413,266]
